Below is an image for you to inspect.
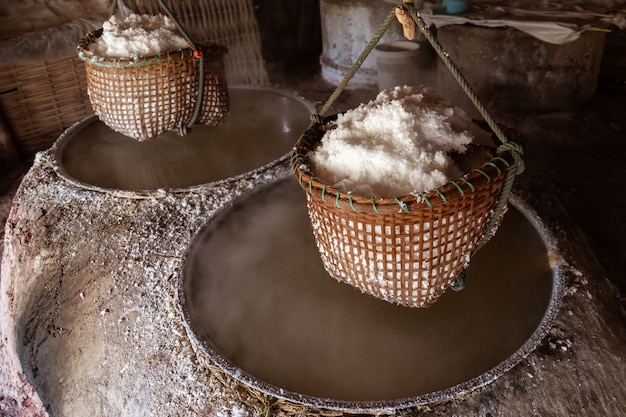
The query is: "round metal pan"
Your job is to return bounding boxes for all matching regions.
[50,86,315,193]
[179,177,563,413]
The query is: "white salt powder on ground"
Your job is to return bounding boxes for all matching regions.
[309,85,492,197]
[89,13,189,59]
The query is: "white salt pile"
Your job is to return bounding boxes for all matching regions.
[89,13,189,59]
[308,85,491,197]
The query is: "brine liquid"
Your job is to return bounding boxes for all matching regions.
[59,88,313,190]
[183,179,553,401]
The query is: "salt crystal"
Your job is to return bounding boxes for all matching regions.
[90,14,189,59]
[309,85,489,197]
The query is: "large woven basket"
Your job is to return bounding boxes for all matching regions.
[77,28,229,141]
[0,55,92,157]
[292,118,520,308]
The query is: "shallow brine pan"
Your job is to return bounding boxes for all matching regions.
[50,86,315,193]
[179,177,564,414]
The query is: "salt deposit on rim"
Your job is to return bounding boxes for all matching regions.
[308,85,490,197]
[89,13,189,59]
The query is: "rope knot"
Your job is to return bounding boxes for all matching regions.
[497,141,524,155]
[497,141,525,174]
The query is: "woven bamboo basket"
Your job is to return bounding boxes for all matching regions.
[0,55,92,157]
[291,4,524,308]
[292,119,521,308]
[76,28,229,141]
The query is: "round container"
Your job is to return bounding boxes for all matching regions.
[444,0,470,14]
[50,86,315,193]
[179,178,564,413]
[375,40,421,90]
[320,0,403,88]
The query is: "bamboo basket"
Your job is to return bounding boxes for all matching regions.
[291,4,524,308]
[0,55,92,157]
[292,120,519,308]
[77,27,229,141]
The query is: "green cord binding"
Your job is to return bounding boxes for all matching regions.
[435,189,448,203]
[298,170,305,188]
[493,156,512,167]
[395,198,411,213]
[460,177,476,192]
[80,48,195,69]
[475,169,492,182]
[371,197,382,215]
[348,193,365,214]
[485,161,502,175]
[451,181,465,197]
[420,192,433,209]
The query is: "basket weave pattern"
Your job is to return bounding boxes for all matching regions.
[293,121,514,308]
[78,30,229,141]
[0,56,92,156]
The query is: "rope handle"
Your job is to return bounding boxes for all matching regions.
[107,0,206,133]
[317,2,521,160]
[313,1,525,184]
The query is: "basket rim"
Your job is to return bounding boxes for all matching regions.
[291,117,519,214]
[76,28,227,68]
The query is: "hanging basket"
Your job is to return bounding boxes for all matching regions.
[292,119,520,308]
[76,9,229,141]
[291,3,525,308]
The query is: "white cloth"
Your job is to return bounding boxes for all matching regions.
[420,9,586,44]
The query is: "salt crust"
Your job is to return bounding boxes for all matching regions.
[309,85,488,197]
[89,13,189,59]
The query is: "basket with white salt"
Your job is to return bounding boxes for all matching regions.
[77,11,229,141]
[292,85,522,308]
